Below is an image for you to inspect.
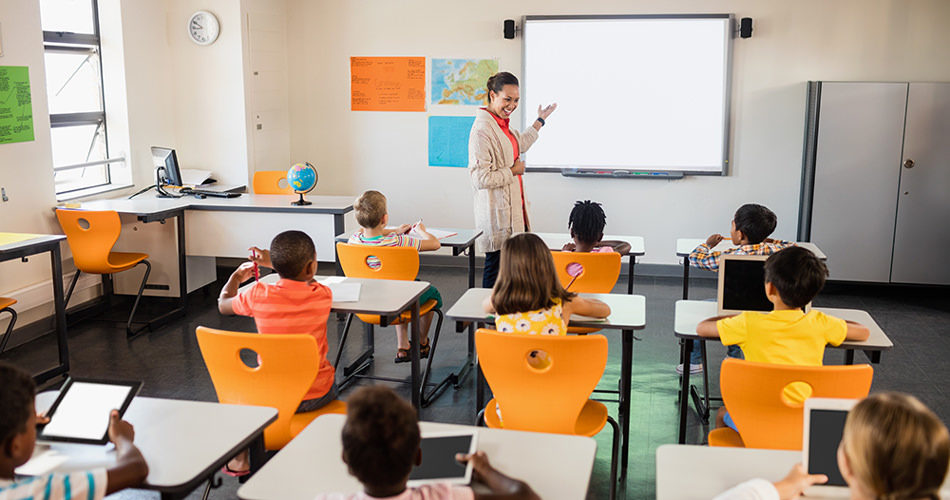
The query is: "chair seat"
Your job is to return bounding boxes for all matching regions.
[0,297,16,310]
[356,299,438,326]
[105,252,149,273]
[708,427,746,448]
[483,398,608,437]
[265,399,347,450]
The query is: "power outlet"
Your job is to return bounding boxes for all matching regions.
[1,187,7,202]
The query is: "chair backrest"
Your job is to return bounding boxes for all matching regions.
[550,251,621,293]
[195,326,319,449]
[336,242,420,281]
[252,170,294,194]
[475,328,607,434]
[55,209,122,274]
[720,358,873,450]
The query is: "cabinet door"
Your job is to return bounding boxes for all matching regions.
[891,83,950,284]
[810,82,907,282]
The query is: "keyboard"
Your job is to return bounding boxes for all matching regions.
[182,188,241,198]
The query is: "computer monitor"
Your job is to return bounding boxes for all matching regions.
[151,147,183,187]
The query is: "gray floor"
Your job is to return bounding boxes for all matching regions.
[5,264,950,499]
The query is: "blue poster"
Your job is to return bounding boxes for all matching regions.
[428,116,475,168]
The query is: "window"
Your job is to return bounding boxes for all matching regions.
[41,0,121,195]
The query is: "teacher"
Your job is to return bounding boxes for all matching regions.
[468,71,557,288]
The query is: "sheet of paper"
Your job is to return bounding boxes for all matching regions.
[350,57,426,112]
[0,66,35,144]
[180,169,213,186]
[428,116,475,168]
[318,276,346,285]
[328,282,361,302]
[570,314,609,323]
[411,227,457,240]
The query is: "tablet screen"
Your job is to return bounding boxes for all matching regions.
[722,259,771,312]
[806,409,849,486]
[409,435,473,481]
[40,381,137,443]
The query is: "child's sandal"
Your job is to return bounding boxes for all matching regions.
[394,348,411,363]
[420,339,430,359]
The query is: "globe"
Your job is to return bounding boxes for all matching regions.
[287,162,317,206]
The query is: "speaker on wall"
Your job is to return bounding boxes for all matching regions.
[504,19,517,39]
[739,17,753,38]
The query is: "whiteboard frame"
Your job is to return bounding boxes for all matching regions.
[521,14,735,176]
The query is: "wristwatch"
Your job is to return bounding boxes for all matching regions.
[536,117,545,126]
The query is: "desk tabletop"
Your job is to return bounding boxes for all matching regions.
[445,287,646,330]
[335,228,482,249]
[675,238,827,260]
[0,233,65,255]
[672,300,893,350]
[25,392,276,495]
[238,413,596,500]
[252,274,430,316]
[69,193,354,218]
[528,232,646,256]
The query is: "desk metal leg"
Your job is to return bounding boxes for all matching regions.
[334,214,345,277]
[35,245,70,383]
[682,258,690,300]
[410,301,421,411]
[619,329,633,485]
[468,243,476,289]
[627,256,635,294]
[678,338,693,444]
[176,213,187,311]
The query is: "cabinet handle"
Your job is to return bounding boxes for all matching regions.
[903,159,915,169]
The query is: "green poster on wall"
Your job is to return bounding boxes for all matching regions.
[0,66,34,144]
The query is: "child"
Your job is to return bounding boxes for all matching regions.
[714,392,950,500]
[697,246,870,431]
[484,233,610,335]
[680,203,795,375]
[219,230,337,475]
[347,190,442,363]
[315,385,539,500]
[559,200,631,254]
[0,362,148,499]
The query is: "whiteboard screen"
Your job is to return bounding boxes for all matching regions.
[522,15,732,174]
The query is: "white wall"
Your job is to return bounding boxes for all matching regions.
[286,0,950,265]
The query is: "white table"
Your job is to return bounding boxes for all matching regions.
[529,232,646,294]
[673,300,894,444]
[675,238,827,300]
[251,274,430,409]
[238,413,596,500]
[444,287,645,485]
[24,392,277,500]
[656,444,950,500]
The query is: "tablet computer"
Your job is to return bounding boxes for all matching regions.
[38,378,142,445]
[802,397,859,497]
[718,254,811,315]
[407,430,478,487]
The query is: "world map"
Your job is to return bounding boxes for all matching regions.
[431,59,498,106]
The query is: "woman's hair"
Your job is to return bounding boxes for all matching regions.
[842,392,950,500]
[486,72,519,104]
[568,200,607,244]
[492,233,575,315]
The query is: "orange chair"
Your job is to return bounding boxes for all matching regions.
[335,243,447,406]
[475,328,620,500]
[252,171,294,195]
[55,209,152,337]
[550,250,620,334]
[195,326,346,450]
[709,358,873,450]
[0,298,17,354]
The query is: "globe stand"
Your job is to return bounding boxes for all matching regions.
[291,192,312,206]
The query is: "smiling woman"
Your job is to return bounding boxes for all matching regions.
[468,72,556,288]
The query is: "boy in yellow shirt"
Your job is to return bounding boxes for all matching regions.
[696,246,870,431]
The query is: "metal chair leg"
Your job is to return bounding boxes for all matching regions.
[606,415,621,500]
[0,307,17,354]
[334,313,355,368]
[64,270,81,308]
[701,340,711,420]
[126,260,151,337]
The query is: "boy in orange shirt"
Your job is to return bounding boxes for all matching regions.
[218,230,336,474]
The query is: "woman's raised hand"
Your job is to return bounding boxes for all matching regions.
[538,103,558,121]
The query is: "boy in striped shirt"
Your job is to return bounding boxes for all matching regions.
[348,190,442,363]
[0,363,148,500]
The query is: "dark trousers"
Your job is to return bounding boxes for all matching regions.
[482,251,501,289]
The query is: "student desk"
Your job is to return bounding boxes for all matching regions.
[444,287,645,484]
[252,274,430,410]
[238,413,597,500]
[68,194,354,317]
[529,232,646,294]
[673,300,894,444]
[675,239,827,300]
[335,228,483,288]
[26,392,277,500]
[0,233,68,383]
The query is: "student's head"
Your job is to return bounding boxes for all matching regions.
[486,72,520,118]
[269,230,317,280]
[341,386,420,492]
[838,392,950,500]
[354,190,388,229]
[0,363,38,469]
[763,246,826,309]
[568,200,607,245]
[731,203,777,244]
[492,233,574,315]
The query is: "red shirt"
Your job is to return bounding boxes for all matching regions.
[482,108,528,228]
[232,279,335,400]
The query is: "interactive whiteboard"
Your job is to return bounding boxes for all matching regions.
[522,15,733,175]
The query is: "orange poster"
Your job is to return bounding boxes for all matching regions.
[350,57,426,112]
